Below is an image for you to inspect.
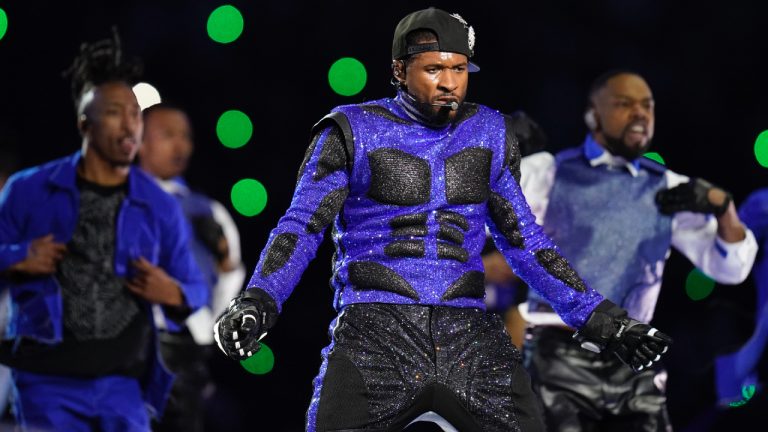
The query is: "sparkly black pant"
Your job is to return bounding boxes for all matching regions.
[310,304,545,432]
[524,326,671,432]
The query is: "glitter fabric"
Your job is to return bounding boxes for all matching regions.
[297,128,323,184]
[384,240,426,258]
[452,102,480,125]
[367,148,431,205]
[313,127,347,181]
[307,304,525,431]
[445,147,492,204]
[390,212,428,227]
[348,261,420,300]
[309,114,355,175]
[307,187,348,234]
[436,242,469,262]
[488,192,525,249]
[246,93,603,326]
[391,225,428,237]
[437,224,465,245]
[259,232,298,277]
[442,271,485,300]
[502,117,523,183]
[361,104,412,125]
[436,210,469,230]
[535,249,587,292]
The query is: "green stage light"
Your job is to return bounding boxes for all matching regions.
[207,5,244,44]
[643,152,665,165]
[328,57,367,96]
[0,8,8,41]
[754,130,768,168]
[240,343,275,374]
[216,110,252,149]
[685,268,715,301]
[231,178,268,217]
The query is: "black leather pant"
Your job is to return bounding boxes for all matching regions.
[524,326,671,432]
[152,330,211,432]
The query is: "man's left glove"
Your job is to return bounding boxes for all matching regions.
[214,288,278,361]
[655,177,732,216]
[573,300,672,372]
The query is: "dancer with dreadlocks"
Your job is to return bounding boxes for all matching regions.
[0,29,207,431]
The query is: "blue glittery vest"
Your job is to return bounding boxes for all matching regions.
[528,146,672,322]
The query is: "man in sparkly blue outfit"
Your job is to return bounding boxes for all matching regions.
[214,8,672,432]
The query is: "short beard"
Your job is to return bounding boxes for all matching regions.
[397,87,456,127]
[411,98,453,127]
[602,133,652,161]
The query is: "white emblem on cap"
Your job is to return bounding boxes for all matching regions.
[449,13,475,55]
[467,26,475,54]
[450,13,468,26]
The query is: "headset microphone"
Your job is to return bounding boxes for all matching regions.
[403,91,459,111]
[431,101,459,111]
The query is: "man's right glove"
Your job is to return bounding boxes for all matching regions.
[214,288,278,361]
[655,177,732,217]
[573,299,672,372]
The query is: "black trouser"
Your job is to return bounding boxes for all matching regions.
[153,330,211,432]
[524,326,671,432]
[311,304,545,432]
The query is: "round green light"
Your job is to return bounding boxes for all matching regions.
[231,178,268,217]
[207,5,244,44]
[239,343,275,374]
[0,8,8,41]
[328,57,367,96]
[754,130,768,168]
[216,110,252,149]
[685,268,715,301]
[643,152,665,165]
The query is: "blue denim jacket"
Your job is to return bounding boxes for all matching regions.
[0,151,209,416]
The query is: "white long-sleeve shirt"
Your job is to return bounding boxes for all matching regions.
[519,148,757,325]
[152,177,246,344]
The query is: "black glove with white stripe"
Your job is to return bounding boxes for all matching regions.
[573,299,672,372]
[214,288,278,361]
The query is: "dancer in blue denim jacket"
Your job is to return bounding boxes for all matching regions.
[0,32,207,431]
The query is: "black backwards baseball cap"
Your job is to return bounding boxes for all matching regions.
[392,7,480,72]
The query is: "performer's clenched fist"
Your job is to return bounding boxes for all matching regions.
[214,288,278,361]
[574,299,673,372]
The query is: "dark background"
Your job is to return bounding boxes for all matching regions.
[0,0,766,430]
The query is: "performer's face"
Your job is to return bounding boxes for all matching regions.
[591,73,655,160]
[403,50,469,124]
[140,108,194,180]
[79,81,143,168]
